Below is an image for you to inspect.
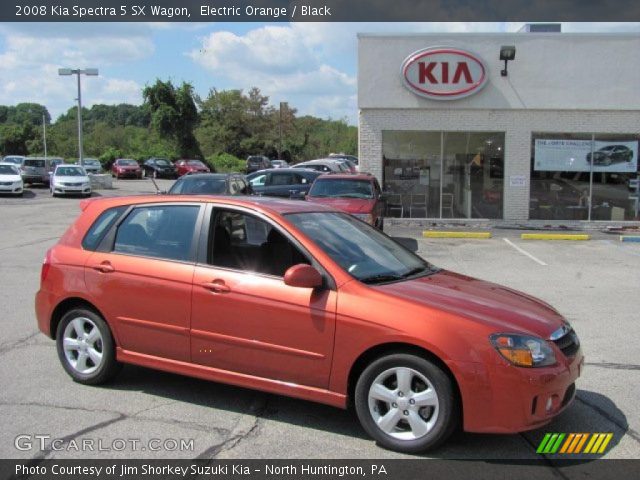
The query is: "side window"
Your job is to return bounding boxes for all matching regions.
[170,178,185,194]
[82,206,127,251]
[270,173,293,186]
[249,174,267,187]
[209,210,309,277]
[114,205,200,261]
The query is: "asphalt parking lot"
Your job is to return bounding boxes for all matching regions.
[0,180,639,460]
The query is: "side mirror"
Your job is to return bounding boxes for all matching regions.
[284,264,323,289]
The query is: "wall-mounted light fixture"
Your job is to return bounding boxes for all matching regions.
[500,46,516,76]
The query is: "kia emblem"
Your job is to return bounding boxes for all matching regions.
[401,47,488,100]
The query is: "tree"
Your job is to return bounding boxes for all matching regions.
[143,79,201,158]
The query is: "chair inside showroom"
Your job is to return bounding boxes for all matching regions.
[386,194,404,218]
[442,193,455,218]
[409,194,427,218]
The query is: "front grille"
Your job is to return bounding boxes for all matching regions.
[0,182,12,186]
[63,182,82,187]
[553,329,580,358]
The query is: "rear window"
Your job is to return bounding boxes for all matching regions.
[82,206,128,251]
[24,159,45,168]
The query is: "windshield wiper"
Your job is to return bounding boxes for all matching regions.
[359,273,403,284]
[401,265,439,279]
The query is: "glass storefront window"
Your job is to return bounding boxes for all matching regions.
[530,133,640,221]
[382,131,504,219]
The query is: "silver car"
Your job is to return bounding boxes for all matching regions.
[50,165,92,197]
[80,158,102,175]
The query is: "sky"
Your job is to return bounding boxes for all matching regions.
[0,22,638,125]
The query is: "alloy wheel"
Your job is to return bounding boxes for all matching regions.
[62,317,104,375]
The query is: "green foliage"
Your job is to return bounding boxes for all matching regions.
[208,152,245,173]
[143,79,201,158]
[0,86,357,165]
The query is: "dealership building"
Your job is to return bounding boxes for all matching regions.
[358,31,640,222]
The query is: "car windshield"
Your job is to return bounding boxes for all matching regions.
[286,212,435,284]
[187,160,205,166]
[309,179,374,198]
[155,159,171,166]
[57,167,84,176]
[0,165,19,175]
[3,157,22,164]
[117,159,137,166]
[84,159,99,165]
[170,177,227,194]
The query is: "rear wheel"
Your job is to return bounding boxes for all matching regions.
[355,353,458,453]
[56,308,121,385]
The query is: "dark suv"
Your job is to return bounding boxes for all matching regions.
[247,168,321,198]
[246,156,272,174]
[168,173,251,196]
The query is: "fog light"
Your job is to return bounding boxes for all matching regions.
[546,397,553,412]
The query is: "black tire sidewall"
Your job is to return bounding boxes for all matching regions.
[55,308,119,385]
[354,353,457,453]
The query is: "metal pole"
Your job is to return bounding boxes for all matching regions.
[42,113,47,159]
[76,71,84,166]
[587,134,594,222]
[279,102,283,160]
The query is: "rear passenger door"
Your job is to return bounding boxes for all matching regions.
[263,171,299,197]
[84,203,204,362]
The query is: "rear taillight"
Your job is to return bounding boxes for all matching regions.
[41,249,52,284]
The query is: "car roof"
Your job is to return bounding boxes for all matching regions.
[251,167,318,175]
[179,173,233,179]
[0,162,20,167]
[82,194,336,216]
[315,173,373,181]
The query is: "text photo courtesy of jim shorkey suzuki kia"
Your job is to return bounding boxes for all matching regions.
[1,0,640,478]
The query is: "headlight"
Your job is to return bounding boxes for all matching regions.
[352,213,373,224]
[490,333,556,367]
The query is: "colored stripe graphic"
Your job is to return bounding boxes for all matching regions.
[538,433,613,454]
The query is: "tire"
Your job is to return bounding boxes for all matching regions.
[56,308,121,385]
[354,353,458,453]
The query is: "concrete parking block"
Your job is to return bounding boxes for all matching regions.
[521,233,591,241]
[619,235,640,243]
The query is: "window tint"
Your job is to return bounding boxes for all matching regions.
[24,159,46,168]
[114,205,200,261]
[209,210,308,277]
[82,206,127,251]
[270,172,296,186]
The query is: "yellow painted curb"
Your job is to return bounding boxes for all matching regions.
[521,233,590,241]
[423,231,492,239]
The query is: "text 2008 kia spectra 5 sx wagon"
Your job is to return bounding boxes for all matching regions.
[36,195,583,453]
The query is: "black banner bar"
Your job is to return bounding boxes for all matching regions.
[4,0,640,22]
[2,459,640,480]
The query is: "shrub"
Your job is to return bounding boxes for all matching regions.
[208,152,245,173]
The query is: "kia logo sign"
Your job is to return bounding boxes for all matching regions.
[401,47,488,100]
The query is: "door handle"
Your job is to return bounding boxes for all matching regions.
[201,280,231,293]
[92,262,114,273]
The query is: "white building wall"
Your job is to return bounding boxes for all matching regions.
[359,109,640,220]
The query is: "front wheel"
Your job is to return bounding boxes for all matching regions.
[56,308,121,385]
[354,354,458,453]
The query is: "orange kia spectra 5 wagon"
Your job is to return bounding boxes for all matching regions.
[36,195,583,453]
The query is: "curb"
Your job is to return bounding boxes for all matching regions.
[620,235,640,243]
[423,231,492,239]
[521,233,590,241]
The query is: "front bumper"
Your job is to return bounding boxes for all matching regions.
[116,170,141,178]
[456,348,584,433]
[0,184,23,194]
[53,185,91,195]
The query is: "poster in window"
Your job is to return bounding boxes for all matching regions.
[534,139,638,173]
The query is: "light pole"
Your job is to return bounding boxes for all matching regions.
[58,68,98,165]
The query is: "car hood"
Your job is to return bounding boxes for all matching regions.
[375,270,565,338]
[306,197,375,214]
[0,174,21,182]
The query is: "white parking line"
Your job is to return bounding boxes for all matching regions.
[503,238,548,266]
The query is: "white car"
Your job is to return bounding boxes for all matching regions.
[50,165,91,197]
[0,163,24,196]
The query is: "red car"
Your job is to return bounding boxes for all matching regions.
[111,159,142,179]
[174,159,211,176]
[306,174,386,229]
[36,196,582,453]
